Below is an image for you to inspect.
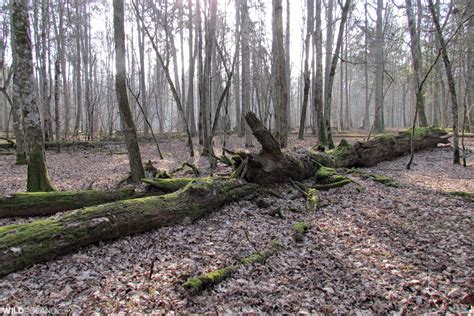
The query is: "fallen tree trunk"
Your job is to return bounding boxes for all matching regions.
[234,113,450,184]
[0,179,194,218]
[0,113,449,276]
[0,189,141,218]
[327,128,450,168]
[0,178,257,276]
[183,242,280,292]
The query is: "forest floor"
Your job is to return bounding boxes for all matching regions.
[0,133,473,314]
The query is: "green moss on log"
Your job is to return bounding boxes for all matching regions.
[316,167,337,181]
[314,167,352,190]
[0,178,258,277]
[404,126,446,140]
[447,191,474,202]
[0,188,139,218]
[326,140,353,161]
[183,244,279,292]
[372,175,400,188]
[141,178,195,193]
[313,179,352,190]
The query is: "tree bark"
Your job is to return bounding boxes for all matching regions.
[427,0,460,164]
[324,0,351,147]
[6,16,27,165]
[272,0,288,148]
[372,0,385,133]
[0,188,146,218]
[11,0,54,192]
[298,0,314,140]
[241,0,253,147]
[405,0,429,127]
[113,0,145,181]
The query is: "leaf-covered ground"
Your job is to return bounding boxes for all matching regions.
[0,134,473,313]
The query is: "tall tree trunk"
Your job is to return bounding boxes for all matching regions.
[372,0,385,133]
[323,0,335,148]
[324,0,351,147]
[285,0,291,132]
[467,0,474,132]
[6,19,27,165]
[272,0,288,148]
[241,0,253,147]
[427,0,460,164]
[298,0,314,140]
[73,0,82,137]
[58,0,69,140]
[136,9,148,138]
[235,0,243,137]
[113,0,145,181]
[314,0,325,142]
[186,0,197,137]
[201,0,218,155]
[339,34,344,130]
[362,0,370,129]
[12,0,54,192]
[405,0,429,127]
[40,0,53,142]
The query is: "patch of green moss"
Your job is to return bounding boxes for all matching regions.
[326,140,353,160]
[182,277,203,290]
[292,221,309,234]
[447,191,474,202]
[405,126,445,140]
[316,167,337,181]
[372,175,400,188]
[26,146,55,192]
[0,189,137,217]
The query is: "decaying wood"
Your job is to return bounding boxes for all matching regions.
[0,188,155,218]
[183,242,280,292]
[0,178,258,277]
[232,112,450,184]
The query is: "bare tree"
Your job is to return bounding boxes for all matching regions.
[113,0,145,181]
[427,0,460,164]
[241,0,253,147]
[272,0,288,148]
[372,0,384,133]
[3,18,26,164]
[298,0,314,140]
[323,0,351,147]
[11,0,54,191]
[405,0,429,127]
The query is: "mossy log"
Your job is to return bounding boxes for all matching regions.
[141,178,195,193]
[183,242,279,292]
[0,189,146,218]
[234,113,450,184]
[0,178,258,277]
[327,127,450,168]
